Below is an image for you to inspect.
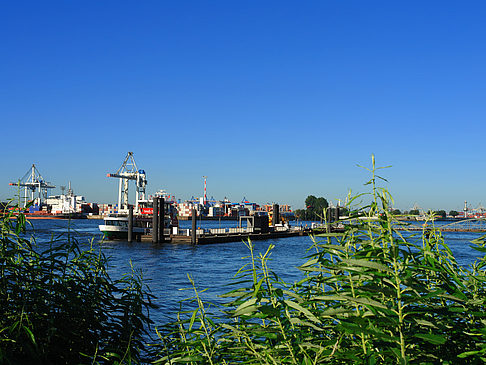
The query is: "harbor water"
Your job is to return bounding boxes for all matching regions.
[24,218,486,327]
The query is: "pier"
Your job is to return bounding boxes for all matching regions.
[137,227,311,244]
[111,202,314,244]
[395,218,486,233]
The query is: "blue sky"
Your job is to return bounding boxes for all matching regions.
[1,1,485,211]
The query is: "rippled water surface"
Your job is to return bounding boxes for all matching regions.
[25,218,485,325]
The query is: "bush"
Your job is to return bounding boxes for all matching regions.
[154,156,486,364]
[0,207,155,364]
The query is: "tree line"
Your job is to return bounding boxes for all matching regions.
[295,195,461,221]
[294,195,349,221]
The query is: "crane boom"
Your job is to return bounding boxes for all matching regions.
[9,164,56,207]
[106,173,137,180]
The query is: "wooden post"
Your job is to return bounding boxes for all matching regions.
[159,198,165,242]
[128,206,133,243]
[152,198,159,243]
[273,204,280,226]
[191,208,197,245]
[326,207,331,233]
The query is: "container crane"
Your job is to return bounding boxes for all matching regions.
[107,152,147,212]
[9,164,56,208]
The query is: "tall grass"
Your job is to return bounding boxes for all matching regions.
[3,156,486,363]
[0,205,155,364]
[154,156,486,364]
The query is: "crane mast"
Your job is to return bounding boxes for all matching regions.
[107,152,147,213]
[9,164,56,208]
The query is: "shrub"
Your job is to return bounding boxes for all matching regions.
[154,156,486,364]
[0,207,155,364]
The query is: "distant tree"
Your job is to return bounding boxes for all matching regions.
[305,195,317,210]
[409,209,420,216]
[449,210,459,217]
[338,207,349,217]
[392,209,401,215]
[304,195,328,221]
[436,210,447,218]
[403,210,409,215]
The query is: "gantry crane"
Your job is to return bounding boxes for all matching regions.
[9,164,56,208]
[107,152,147,212]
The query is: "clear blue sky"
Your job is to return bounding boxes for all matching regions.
[1,1,485,211]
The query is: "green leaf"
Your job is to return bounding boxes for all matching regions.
[252,277,265,298]
[457,350,480,358]
[233,297,258,317]
[188,309,198,330]
[414,319,438,328]
[299,258,319,268]
[414,333,446,345]
[470,245,486,253]
[289,317,323,331]
[23,326,36,345]
[314,295,387,309]
[284,300,321,323]
[315,233,345,238]
[340,258,392,273]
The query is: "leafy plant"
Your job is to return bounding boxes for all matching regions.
[0,204,156,364]
[153,156,486,364]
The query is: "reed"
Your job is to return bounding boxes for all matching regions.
[0,205,155,364]
[3,156,486,363]
[154,156,486,364]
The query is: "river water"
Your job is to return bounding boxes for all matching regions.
[24,218,486,326]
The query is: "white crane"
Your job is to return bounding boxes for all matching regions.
[9,164,56,208]
[107,152,147,213]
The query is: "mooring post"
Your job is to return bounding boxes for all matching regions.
[152,197,159,243]
[128,206,133,243]
[326,207,331,233]
[273,204,280,226]
[159,198,165,243]
[191,208,197,245]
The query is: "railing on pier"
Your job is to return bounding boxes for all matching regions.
[175,225,300,237]
[435,218,486,232]
[315,217,486,233]
[392,218,486,232]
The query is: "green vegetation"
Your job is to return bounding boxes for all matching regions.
[3,156,486,364]
[450,210,460,217]
[435,209,447,218]
[0,204,155,364]
[295,195,329,221]
[154,156,486,363]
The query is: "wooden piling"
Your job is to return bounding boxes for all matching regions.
[152,198,159,243]
[159,198,165,242]
[273,204,280,225]
[191,208,197,245]
[128,206,133,243]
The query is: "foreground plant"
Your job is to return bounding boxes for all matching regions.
[154,156,486,364]
[0,206,155,364]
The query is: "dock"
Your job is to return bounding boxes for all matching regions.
[137,227,311,244]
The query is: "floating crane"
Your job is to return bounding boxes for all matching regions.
[9,164,56,208]
[107,152,147,213]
